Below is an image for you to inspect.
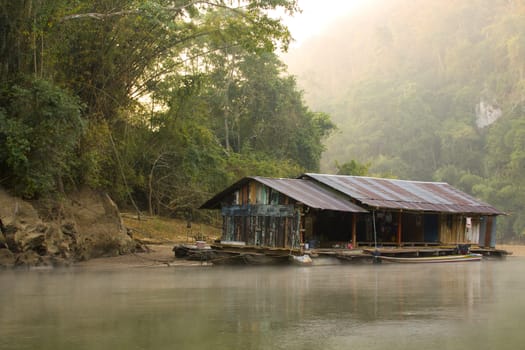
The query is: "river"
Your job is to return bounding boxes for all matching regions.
[1,258,524,350]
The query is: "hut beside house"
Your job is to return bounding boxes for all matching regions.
[200,174,503,249]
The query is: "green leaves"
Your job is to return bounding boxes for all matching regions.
[0,110,31,171]
[287,0,525,239]
[0,78,84,197]
[0,0,330,218]
[335,160,370,176]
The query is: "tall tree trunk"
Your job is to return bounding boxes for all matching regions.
[224,108,230,152]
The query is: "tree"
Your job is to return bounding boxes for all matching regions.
[0,78,84,197]
[288,0,525,239]
[203,50,335,171]
[50,1,298,122]
[0,0,338,224]
[134,49,334,215]
[335,160,369,176]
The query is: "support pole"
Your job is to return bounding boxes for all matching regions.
[373,210,377,249]
[397,210,402,247]
[352,213,357,248]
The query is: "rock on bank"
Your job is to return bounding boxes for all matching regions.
[0,187,135,268]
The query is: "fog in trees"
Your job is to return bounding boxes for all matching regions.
[284,0,525,240]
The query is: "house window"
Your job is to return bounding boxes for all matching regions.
[270,190,280,205]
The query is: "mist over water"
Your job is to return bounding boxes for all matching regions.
[1,259,524,350]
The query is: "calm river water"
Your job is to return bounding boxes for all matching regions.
[1,258,524,350]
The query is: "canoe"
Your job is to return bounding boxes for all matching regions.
[376,253,482,263]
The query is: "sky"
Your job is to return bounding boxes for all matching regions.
[278,0,372,48]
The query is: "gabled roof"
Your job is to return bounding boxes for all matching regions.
[200,176,368,213]
[302,173,503,215]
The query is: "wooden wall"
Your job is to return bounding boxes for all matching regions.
[439,214,471,244]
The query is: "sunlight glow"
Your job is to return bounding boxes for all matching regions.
[280,0,372,48]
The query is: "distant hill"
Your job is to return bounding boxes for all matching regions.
[284,0,525,239]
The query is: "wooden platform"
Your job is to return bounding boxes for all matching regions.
[193,242,512,266]
[470,247,510,257]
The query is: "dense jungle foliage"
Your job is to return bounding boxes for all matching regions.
[3,1,524,241]
[0,1,334,218]
[285,0,525,240]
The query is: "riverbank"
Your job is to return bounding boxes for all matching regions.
[72,243,523,270]
[73,244,211,269]
[72,214,220,269]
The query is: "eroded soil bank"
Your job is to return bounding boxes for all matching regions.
[0,187,136,268]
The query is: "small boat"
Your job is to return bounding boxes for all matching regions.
[173,244,196,258]
[242,253,290,265]
[335,253,374,264]
[173,243,213,260]
[289,254,313,266]
[185,249,218,261]
[211,252,292,266]
[210,253,246,265]
[376,253,482,264]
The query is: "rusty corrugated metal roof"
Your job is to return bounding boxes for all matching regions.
[253,177,367,213]
[200,176,367,213]
[303,173,503,215]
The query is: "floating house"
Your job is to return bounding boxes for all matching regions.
[200,174,503,249]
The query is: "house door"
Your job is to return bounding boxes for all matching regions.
[424,214,439,242]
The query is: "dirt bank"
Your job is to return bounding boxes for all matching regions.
[73,244,211,269]
[0,186,135,268]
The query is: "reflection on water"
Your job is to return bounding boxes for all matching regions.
[1,259,524,350]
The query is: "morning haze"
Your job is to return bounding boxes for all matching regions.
[284,0,525,240]
[1,1,524,349]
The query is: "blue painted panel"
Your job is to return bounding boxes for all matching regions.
[424,214,439,242]
[490,216,497,248]
[479,216,487,247]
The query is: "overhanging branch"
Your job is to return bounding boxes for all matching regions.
[59,1,249,22]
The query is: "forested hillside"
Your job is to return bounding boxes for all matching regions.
[285,0,525,240]
[0,1,333,218]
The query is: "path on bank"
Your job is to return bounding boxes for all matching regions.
[73,244,211,269]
